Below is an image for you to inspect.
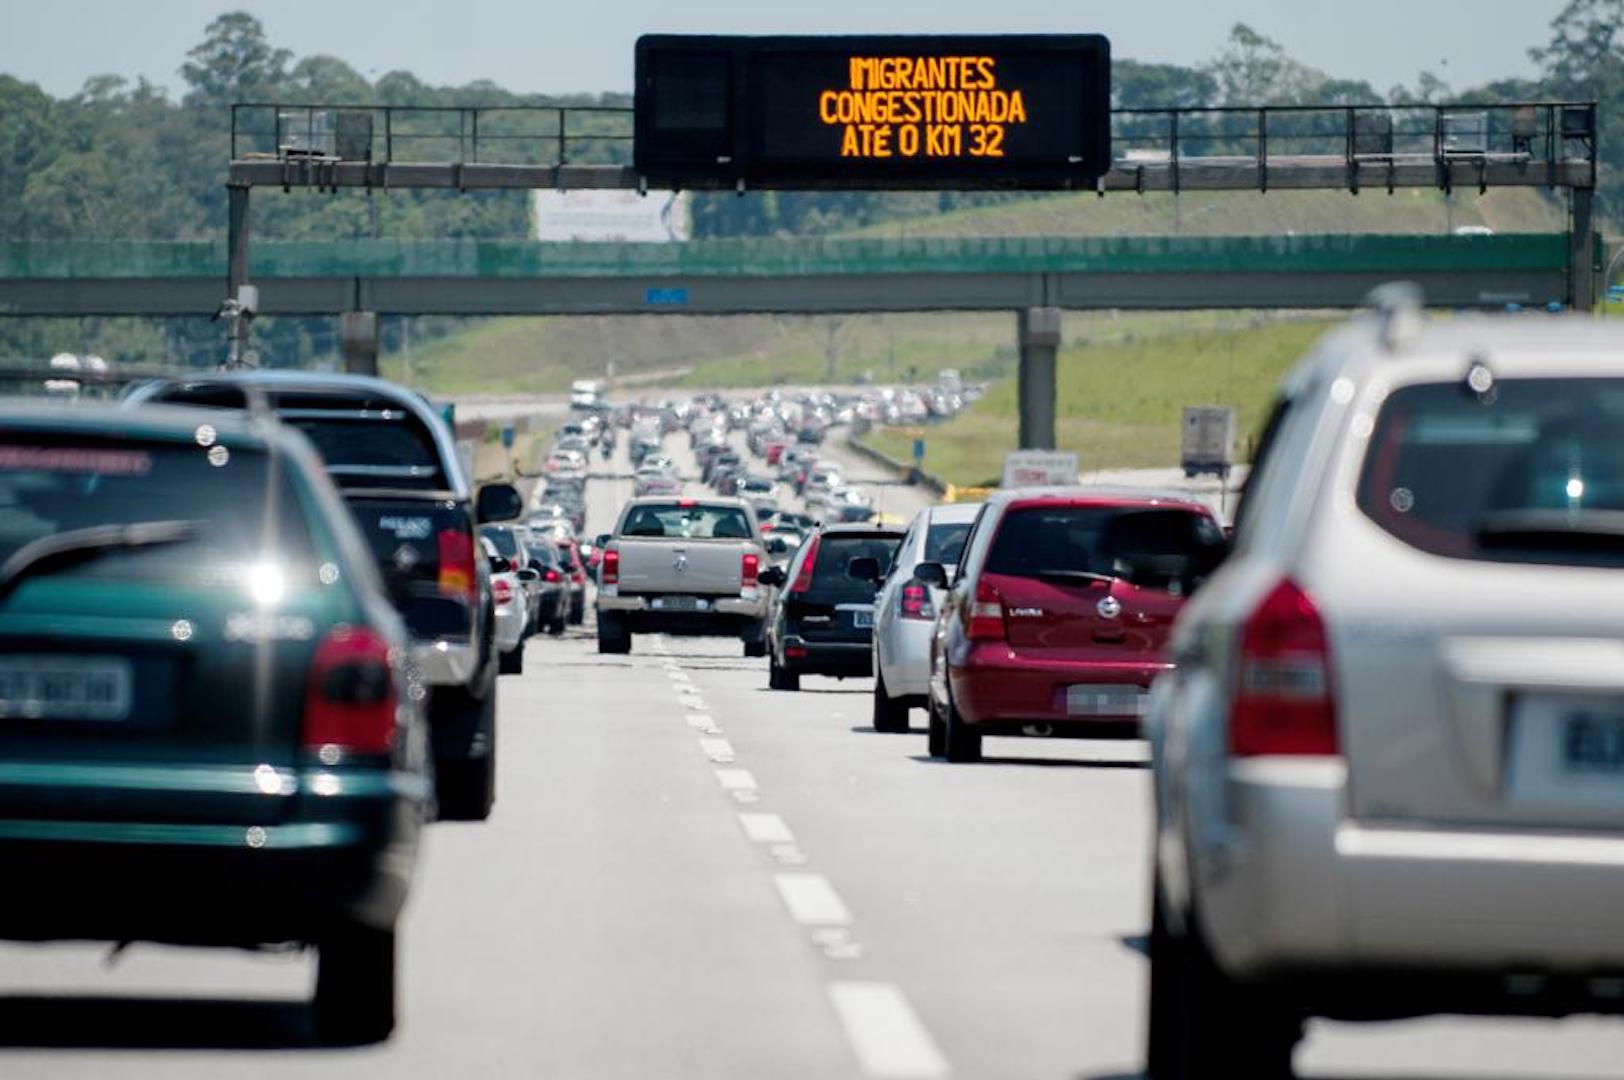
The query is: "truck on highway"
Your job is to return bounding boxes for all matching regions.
[595,496,769,657]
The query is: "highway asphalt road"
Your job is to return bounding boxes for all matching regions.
[1,425,1622,1079]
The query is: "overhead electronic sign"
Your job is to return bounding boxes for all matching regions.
[635,35,1111,190]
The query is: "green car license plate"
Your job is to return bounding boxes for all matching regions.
[0,656,134,722]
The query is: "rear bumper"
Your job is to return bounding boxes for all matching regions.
[600,594,767,635]
[412,637,479,686]
[877,619,935,697]
[783,637,872,677]
[494,606,525,653]
[1194,760,1624,995]
[0,771,424,945]
[950,649,1166,733]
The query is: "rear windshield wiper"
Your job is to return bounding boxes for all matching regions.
[1030,568,1117,585]
[1475,509,1624,552]
[0,520,203,600]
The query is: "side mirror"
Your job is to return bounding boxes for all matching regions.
[516,567,540,583]
[913,562,948,589]
[765,535,789,556]
[595,533,612,549]
[758,565,787,588]
[488,555,513,574]
[847,556,882,582]
[475,482,524,524]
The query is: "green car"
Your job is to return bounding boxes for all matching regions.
[0,402,430,1043]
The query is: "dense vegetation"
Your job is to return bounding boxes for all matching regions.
[0,3,1618,369]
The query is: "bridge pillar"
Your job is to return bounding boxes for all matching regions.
[341,311,380,376]
[1570,187,1597,312]
[1017,307,1061,450]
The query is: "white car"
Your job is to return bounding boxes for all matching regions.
[482,536,527,676]
[870,502,981,732]
[1146,291,1624,1077]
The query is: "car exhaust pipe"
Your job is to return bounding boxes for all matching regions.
[1021,723,1054,737]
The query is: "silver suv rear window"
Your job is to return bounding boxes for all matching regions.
[1357,378,1624,568]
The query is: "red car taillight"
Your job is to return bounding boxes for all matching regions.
[790,534,820,594]
[741,552,760,590]
[900,581,935,621]
[601,548,620,586]
[436,529,476,602]
[303,626,398,755]
[966,578,1005,642]
[1229,578,1339,757]
[544,567,561,584]
[491,577,515,606]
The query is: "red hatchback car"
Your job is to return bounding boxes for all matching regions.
[920,488,1227,762]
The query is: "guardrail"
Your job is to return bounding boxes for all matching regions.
[229,100,1598,190]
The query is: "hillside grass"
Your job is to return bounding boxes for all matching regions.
[864,314,1335,481]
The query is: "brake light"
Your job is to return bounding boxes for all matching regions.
[303,626,397,755]
[741,552,760,590]
[436,529,476,602]
[1230,578,1339,757]
[601,548,620,586]
[966,578,1005,641]
[491,577,515,606]
[544,567,561,584]
[900,582,935,621]
[790,534,821,594]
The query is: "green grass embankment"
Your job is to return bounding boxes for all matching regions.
[864,314,1334,483]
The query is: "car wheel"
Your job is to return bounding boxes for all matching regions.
[768,654,800,691]
[597,612,631,654]
[498,646,524,675]
[436,691,496,822]
[871,669,910,733]
[548,617,566,636]
[568,597,585,625]
[314,922,396,1045]
[926,697,946,757]
[1150,885,1302,1079]
[943,695,981,763]
[742,621,768,658]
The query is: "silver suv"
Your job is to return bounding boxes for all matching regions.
[1147,290,1624,1078]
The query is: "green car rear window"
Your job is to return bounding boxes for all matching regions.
[0,434,318,588]
[1358,378,1624,568]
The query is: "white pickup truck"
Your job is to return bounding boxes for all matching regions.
[596,496,770,656]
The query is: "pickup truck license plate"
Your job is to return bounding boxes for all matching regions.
[1065,684,1148,717]
[852,610,874,629]
[651,596,710,612]
[0,656,134,722]
[1508,695,1624,803]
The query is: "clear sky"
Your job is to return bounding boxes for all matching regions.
[0,0,1564,101]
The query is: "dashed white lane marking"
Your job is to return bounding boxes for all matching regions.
[686,714,721,734]
[773,872,852,927]
[713,768,756,791]
[669,670,692,682]
[827,982,950,1079]
[699,737,735,763]
[738,812,794,845]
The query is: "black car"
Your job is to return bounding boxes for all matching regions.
[525,542,571,635]
[759,523,904,691]
[125,373,523,821]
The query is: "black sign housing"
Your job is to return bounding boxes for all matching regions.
[635,34,1112,190]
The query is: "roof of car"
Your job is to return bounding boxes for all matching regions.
[3,397,290,450]
[987,485,1213,514]
[924,501,984,524]
[817,522,906,537]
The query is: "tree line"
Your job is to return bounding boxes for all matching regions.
[0,4,1617,368]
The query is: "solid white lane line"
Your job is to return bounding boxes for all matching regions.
[827,982,950,1079]
[738,812,795,845]
[773,873,852,927]
[699,737,735,763]
[713,768,757,791]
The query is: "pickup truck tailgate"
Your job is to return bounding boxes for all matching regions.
[615,539,749,596]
